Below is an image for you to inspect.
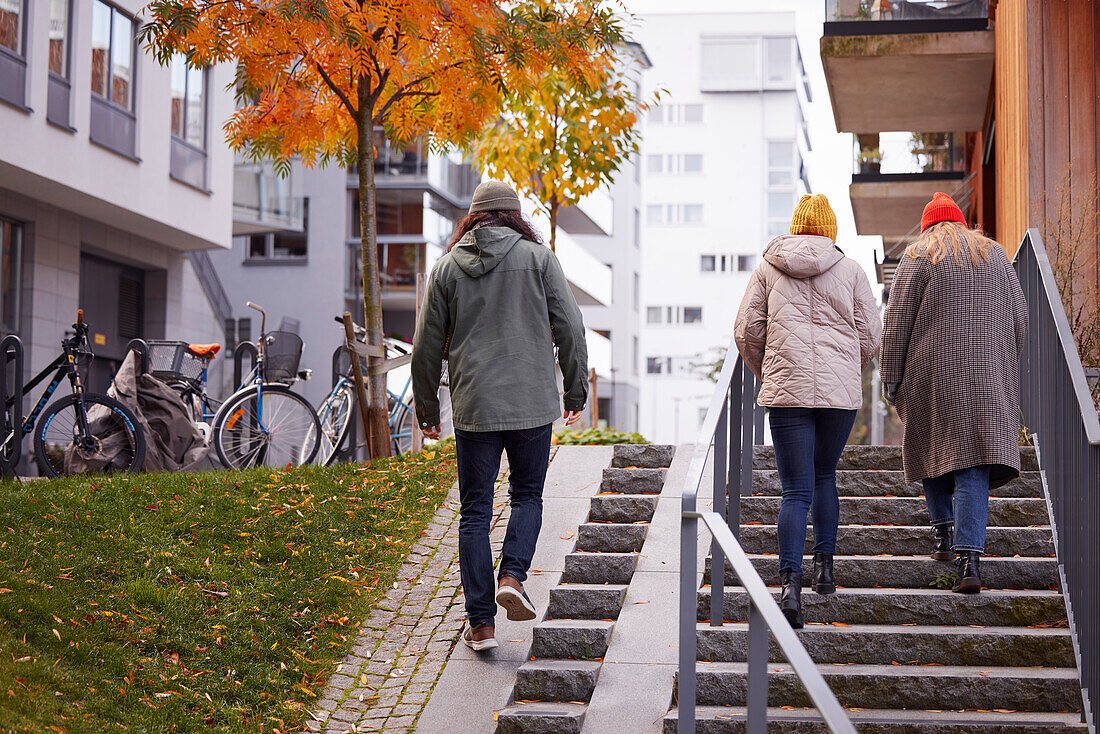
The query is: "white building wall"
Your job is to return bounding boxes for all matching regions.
[637,11,810,444]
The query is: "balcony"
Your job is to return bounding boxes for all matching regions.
[558,189,614,237]
[850,132,971,253]
[821,0,993,133]
[232,161,304,235]
[353,130,481,213]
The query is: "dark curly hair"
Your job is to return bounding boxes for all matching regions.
[447,210,545,251]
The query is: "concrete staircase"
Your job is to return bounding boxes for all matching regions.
[495,444,675,733]
[663,445,1087,733]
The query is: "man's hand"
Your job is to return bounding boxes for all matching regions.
[422,425,441,440]
[564,411,583,426]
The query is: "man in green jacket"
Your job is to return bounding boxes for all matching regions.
[412,181,588,651]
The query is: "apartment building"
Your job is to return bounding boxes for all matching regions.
[0,0,232,396]
[637,10,812,444]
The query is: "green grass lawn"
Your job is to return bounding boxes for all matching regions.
[0,445,457,733]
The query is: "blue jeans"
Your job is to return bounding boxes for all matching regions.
[455,424,552,627]
[770,407,857,576]
[923,465,991,553]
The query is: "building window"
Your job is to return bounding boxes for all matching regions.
[0,0,27,108]
[701,37,759,91]
[241,200,309,262]
[46,0,72,127]
[648,306,704,325]
[767,140,797,240]
[633,207,640,248]
[700,255,716,272]
[765,37,792,84]
[90,1,137,158]
[632,272,639,312]
[738,255,757,272]
[169,54,208,188]
[0,217,22,335]
[683,307,703,324]
[646,306,661,324]
[647,204,703,227]
[646,357,666,375]
[632,336,639,375]
[648,154,704,176]
[648,103,703,125]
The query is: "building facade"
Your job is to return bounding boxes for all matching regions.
[637,10,812,444]
[0,0,232,400]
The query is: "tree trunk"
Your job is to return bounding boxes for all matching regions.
[549,198,559,252]
[356,98,393,459]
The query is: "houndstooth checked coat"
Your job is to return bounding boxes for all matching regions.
[880,243,1028,488]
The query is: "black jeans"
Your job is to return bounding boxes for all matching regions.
[769,407,857,576]
[454,424,552,627]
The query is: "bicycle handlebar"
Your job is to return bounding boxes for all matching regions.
[334,315,368,338]
[76,309,84,326]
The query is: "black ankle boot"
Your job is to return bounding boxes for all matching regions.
[812,553,835,595]
[780,571,804,629]
[931,524,954,562]
[952,551,981,594]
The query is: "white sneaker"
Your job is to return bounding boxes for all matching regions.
[495,579,537,622]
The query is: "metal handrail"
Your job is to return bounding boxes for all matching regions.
[1015,228,1100,730]
[678,338,856,733]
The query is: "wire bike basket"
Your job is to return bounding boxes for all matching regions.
[262,331,304,383]
[144,340,207,387]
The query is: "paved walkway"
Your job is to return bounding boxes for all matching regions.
[307,455,520,733]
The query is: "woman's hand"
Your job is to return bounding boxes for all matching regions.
[422,425,442,440]
[564,411,583,426]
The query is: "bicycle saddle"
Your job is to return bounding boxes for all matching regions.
[188,343,221,357]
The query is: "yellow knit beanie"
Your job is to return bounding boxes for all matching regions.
[789,194,837,241]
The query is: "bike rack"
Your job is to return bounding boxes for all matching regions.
[332,345,363,463]
[0,335,24,477]
[234,341,258,388]
[126,338,150,374]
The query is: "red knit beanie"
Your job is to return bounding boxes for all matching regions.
[921,192,966,231]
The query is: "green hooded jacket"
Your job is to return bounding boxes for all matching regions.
[411,227,589,432]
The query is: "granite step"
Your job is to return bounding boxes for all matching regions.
[738,495,1049,527]
[698,587,1068,627]
[531,619,615,660]
[752,445,1039,472]
[695,622,1075,668]
[677,662,1082,712]
[661,706,1087,733]
[589,493,659,523]
[600,467,667,494]
[562,551,639,585]
[704,554,1059,590]
[612,443,675,468]
[549,583,630,620]
[749,469,1043,498]
[513,659,601,703]
[576,523,648,553]
[734,524,1055,557]
[495,702,587,734]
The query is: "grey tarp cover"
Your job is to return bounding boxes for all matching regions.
[82,350,208,472]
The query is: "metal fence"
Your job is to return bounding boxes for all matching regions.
[678,339,856,734]
[1016,228,1100,730]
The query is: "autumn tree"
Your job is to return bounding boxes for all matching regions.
[470,45,654,251]
[141,0,625,457]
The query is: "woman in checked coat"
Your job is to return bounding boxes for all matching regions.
[881,192,1028,594]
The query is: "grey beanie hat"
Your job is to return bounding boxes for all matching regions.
[469,181,521,214]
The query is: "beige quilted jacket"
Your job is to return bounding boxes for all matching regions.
[734,234,882,410]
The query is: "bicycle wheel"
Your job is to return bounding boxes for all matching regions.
[212,385,321,469]
[312,382,354,466]
[35,393,146,478]
[390,399,415,456]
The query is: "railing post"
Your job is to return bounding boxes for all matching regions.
[730,364,743,540]
[711,400,728,626]
[740,364,754,509]
[746,600,769,734]
[679,507,698,734]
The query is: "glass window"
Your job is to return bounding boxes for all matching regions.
[768,192,792,219]
[0,0,23,56]
[633,272,639,312]
[646,205,662,226]
[683,104,703,123]
[647,154,663,174]
[49,0,69,75]
[170,55,186,138]
[701,38,759,90]
[646,306,661,324]
[700,255,715,272]
[765,37,792,83]
[768,221,789,237]
[633,208,640,248]
[0,218,21,335]
[170,55,207,148]
[632,337,639,375]
[646,357,663,375]
[683,307,703,324]
[683,205,703,224]
[91,1,134,111]
[683,154,703,174]
[768,141,792,168]
[738,255,758,272]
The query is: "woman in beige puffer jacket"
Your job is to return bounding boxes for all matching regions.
[734,194,881,629]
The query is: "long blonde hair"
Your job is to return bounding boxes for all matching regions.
[905,220,995,266]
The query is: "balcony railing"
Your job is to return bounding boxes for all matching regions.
[825,0,988,33]
[853,132,966,181]
[233,162,304,233]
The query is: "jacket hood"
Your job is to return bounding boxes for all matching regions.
[451,227,523,278]
[763,233,845,279]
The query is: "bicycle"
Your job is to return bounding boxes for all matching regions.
[2,309,146,478]
[140,339,221,443]
[311,318,415,465]
[209,302,322,469]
